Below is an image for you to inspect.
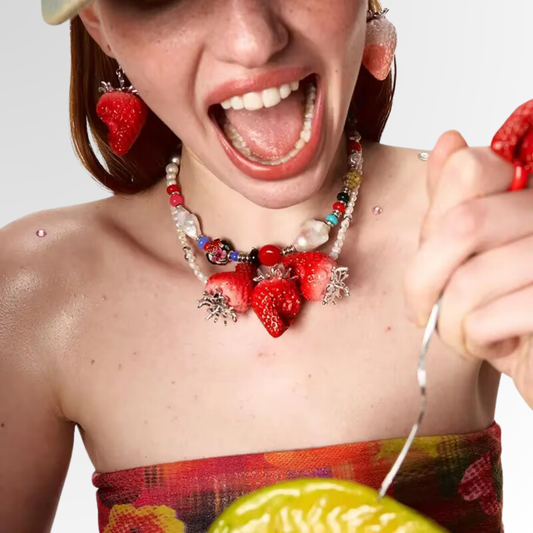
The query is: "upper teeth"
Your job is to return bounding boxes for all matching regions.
[221,80,301,111]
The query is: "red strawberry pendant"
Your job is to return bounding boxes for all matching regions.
[282,251,350,304]
[97,90,148,156]
[199,264,254,323]
[252,268,302,338]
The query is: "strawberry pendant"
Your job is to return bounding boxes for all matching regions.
[252,267,302,338]
[97,90,147,156]
[363,15,397,81]
[198,264,254,323]
[282,252,350,305]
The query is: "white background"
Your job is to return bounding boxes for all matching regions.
[1,1,532,531]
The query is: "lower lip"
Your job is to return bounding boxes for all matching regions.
[210,77,324,181]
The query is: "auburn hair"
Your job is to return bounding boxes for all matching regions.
[69,16,396,195]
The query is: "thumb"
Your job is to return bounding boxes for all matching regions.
[427,130,469,202]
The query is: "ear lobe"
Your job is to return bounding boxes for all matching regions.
[78,5,116,59]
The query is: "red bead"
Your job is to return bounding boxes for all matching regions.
[169,193,184,207]
[348,139,362,153]
[258,245,282,267]
[167,184,180,195]
[333,202,346,214]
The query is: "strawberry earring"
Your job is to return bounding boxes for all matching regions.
[363,0,397,81]
[97,67,148,156]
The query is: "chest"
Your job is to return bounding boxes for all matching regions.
[56,239,493,472]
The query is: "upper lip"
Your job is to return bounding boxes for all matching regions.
[205,67,314,110]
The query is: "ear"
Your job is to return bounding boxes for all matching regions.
[78,5,116,59]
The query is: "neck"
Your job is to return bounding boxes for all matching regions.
[153,136,353,252]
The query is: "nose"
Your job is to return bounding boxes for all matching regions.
[211,0,290,69]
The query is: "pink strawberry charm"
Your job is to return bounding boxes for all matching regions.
[252,268,302,338]
[97,90,147,156]
[363,12,397,81]
[199,264,254,323]
[282,252,350,305]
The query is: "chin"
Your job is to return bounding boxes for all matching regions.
[224,166,329,210]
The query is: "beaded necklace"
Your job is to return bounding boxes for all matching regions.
[165,119,364,338]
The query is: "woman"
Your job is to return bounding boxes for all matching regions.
[1,0,532,531]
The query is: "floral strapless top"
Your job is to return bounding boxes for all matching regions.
[93,422,503,533]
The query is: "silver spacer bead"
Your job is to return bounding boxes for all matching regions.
[281,245,297,257]
[333,210,343,218]
[237,252,249,263]
[325,219,336,228]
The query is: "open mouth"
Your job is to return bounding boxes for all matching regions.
[209,74,323,181]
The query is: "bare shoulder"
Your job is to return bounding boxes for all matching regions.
[360,141,432,235]
[0,199,115,364]
[0,202,116,530]
[0,199,112,294]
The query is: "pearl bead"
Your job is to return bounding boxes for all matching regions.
[166,163,179,175]
[174,206,201,239]
[293,219,331,252]
[171,155,181,165]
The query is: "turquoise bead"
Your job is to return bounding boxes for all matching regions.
[326,213,339,226]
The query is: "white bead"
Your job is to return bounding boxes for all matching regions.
[166,176,177,184]
[293,219,331,252]
[171,155,181,165]
[174,206,201,239]
[166,163,179,175]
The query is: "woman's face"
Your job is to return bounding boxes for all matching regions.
[85,0,367,208]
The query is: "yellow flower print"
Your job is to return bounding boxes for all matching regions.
[104,504,186,533]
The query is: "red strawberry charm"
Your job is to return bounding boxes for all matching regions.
[282,252,350,304]
[491,99,533,191]
[199,264,254,323]
[97,90,147,156]
[252,268,302,338]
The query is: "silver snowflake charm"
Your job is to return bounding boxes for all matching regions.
[322,266,351,305]
[197,291,237,325]
[253,265,291,283]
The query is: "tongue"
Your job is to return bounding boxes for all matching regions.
[224,88,305,160]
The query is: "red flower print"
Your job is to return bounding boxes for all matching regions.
[458,453,501,516]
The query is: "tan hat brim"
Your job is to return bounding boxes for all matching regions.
[42,0,94,25]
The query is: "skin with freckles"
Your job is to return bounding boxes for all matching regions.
[4,0,533,530]
[83,0,366,209]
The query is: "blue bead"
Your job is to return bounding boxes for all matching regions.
[197,236,210,250]
[230,251,239,262]
[326,214,339,226]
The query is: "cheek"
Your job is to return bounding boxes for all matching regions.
[292,0,365,55]
[100,17,200,112]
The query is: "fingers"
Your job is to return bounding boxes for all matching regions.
[422,146,515,243]
[427,130,469,202]
[404,189,533,326]
[438,234,533,360]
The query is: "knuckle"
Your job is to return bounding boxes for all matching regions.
[444,149,486,191]
[442,201,486,244]
[448,266,473,303]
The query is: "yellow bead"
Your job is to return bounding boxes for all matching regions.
[343,170,363,189]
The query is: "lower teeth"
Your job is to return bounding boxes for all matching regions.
[223,82,317,165]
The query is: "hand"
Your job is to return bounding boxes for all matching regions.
[404,130,533,408]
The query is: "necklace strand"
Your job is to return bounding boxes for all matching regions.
[166,129,364,282]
